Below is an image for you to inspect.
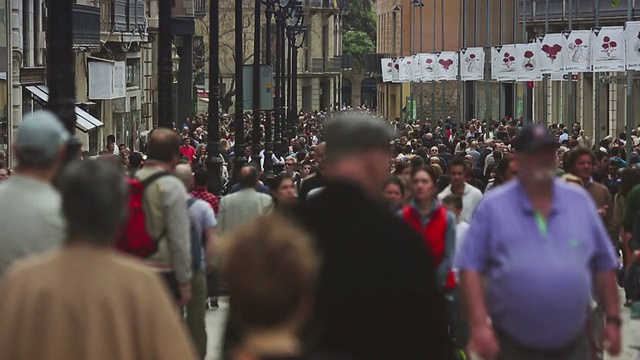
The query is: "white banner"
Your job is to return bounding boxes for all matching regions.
[411,55,423,82]
[381,58,393,83]
[89,60,126,100]
[625,21,640,70]
[435,52,458,81]
[460,47,484,81]
[493,45,517,81]
[591,26,625,72]
[399,57,414,82]
[391,58,400,83]
[419,53,436,82]
[515,44,542,81]
[536,33,564,74]
[562,30,591,72]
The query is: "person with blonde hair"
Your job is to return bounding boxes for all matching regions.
[221,214,319,360]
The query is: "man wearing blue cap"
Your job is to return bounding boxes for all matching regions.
[0,111,69,279]
[456,124,621,359]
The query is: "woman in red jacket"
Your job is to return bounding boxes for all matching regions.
[400,165,456,289]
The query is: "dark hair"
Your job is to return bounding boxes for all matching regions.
[395,161,410,175]
[106,134,116,144]
[441,194,463,210]
[448,156,468,171]
[238,165,259,189]
[564,147,595,171]
[146,129,180,163]
[194,167,210,187]
[620,167,640,197]
[409,156,425,171]
[59,160,128,244]
[411,165,439,184]
[385,177,405,197]
[270,173,294,203]
[129,152,143,168]
[494,158,513,184]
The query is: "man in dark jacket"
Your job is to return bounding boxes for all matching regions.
[293,113,453,359]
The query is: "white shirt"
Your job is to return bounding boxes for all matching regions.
[437,183,483,223]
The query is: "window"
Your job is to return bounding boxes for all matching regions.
[126,58,140,88]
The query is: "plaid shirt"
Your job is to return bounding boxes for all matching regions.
[190,187,220,215]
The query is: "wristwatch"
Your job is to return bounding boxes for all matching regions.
[605,315,622,327]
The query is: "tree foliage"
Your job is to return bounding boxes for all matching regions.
[343,0,376,43]
[343,30,375,69]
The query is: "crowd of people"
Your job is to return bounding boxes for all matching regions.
[0,107,637,360]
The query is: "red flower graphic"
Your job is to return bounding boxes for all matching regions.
[438,58,454,70]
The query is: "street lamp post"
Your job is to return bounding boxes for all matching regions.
[286,4,305,140]
[158,0,173,129]
[206,0,224,195]
[45,0,81,162]
[232,0,247,184]
[262,0,277,179]
[252,0,262,166]
[274,9,284,159]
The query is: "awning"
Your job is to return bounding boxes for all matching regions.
[25,85,104,133]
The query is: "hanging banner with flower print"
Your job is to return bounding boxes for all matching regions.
[435,51,459,81]
[398,57,413,82]
[625,21,640,71]
[381,58,393,83]
[419,53,437,82]
[492,45,517,81]
[411,55,423,82]
[391,58,400,83]
[459,47,485,81]
[515,44,542,81]
[591,26,625,72]
[536,33,564,74]
[562,30,591,73]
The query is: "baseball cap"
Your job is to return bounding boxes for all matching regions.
[15,111,70,160]
[512,124,557,154]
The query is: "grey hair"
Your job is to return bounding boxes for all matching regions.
[58,160,128,245]
[323,111,393,164]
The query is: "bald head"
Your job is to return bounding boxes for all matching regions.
[238,164,258,189]
[174,164,193,191]
[147,128,180,165]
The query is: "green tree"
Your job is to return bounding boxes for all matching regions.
[343,30,376,69]
[343,0,376,41]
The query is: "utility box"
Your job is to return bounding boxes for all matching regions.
[243,65,274,111]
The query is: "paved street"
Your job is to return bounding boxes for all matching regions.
[204,292,640,360]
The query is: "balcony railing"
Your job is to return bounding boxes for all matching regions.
[329,56,341,72]
[311,58,324,73]
[194,0,206,18]
[523,0,635,22]
[73,4,100,46]
[364,53,392,75]
[101,0,147,34]
[304,0,339,11]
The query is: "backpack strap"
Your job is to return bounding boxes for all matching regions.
[187,197,198,208]
[138,171,171,243]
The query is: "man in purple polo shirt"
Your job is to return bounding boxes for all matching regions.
[456,124,621,359]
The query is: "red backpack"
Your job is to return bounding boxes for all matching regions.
[115,171,169,258]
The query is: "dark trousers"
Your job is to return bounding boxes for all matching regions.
[625,262,640,301]
[496,330,590,360]
[161,271,181,303]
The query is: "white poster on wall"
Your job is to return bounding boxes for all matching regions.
[460,47,485,81]
[515,43,542,81]
[625,21,640,70]
[562,30,591,72]
[435,51,458,81]
[399,57,412,82]
[89,60,126,100]
[493,45,517,81]
[591,26,625,72]
[419,53,436,82]
[381,58,393,82]
[391,58,400,83]
[412,55,422,82]
[536,33,564,74]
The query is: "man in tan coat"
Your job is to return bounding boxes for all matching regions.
[0,160,197,360]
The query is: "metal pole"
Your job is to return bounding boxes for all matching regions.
[45,0,81,162]
[512,0,517,121]
[233,0,247,183]
[263,3,275,178]
[206,0,223,195]
[287,34,293,141]
[280,19,287,153]
[440,0,445,123]
[274,14,283,158]
[474,0,478,120]
[458,0,463,124]
[431,0,436,123]
[157,0,173,129]
[522,0,528,123]
[627,0,634,161]
[252,0,262,166]
[594,0,601,142]
[543,0,549,127]
[419,4,424,121]
[499,0,503,118]
[292,41,299,137]
[568,0,574,127]
[485,0,491,123]
[411,3,415,122]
